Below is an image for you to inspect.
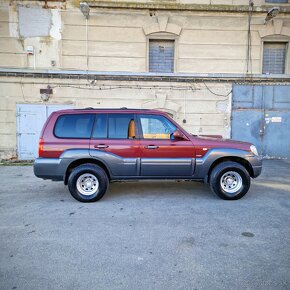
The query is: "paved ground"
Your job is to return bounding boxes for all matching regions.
[0,160,290,290]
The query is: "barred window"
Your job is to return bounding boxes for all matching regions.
[149,40,174,73]
[262,42,287,74]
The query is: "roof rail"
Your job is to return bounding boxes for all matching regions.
[73,107,152,111]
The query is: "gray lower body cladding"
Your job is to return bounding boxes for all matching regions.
[34,150,262,182]
[247,156,263,178]
[33,157,196,181]
[194,149,262,179]
[34,158,63,181]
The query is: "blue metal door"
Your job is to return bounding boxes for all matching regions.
[232,85,290,158]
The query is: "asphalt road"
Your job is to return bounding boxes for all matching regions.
[0,160,290,290]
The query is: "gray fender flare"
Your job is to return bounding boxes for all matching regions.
[58,149,112,182]
[194,148,256,180]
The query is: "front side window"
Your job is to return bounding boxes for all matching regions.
[54,114,95,138]
[140,114,176,139]
[149,40,174,73]
[263,42,287,74]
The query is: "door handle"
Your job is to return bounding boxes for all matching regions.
[94,144,109,149]
[144,145,159,149]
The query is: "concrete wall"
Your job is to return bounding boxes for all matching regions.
[0,1,290,73]
[0,4,61,69]
[0,76,232,159]
[68,0,290,6]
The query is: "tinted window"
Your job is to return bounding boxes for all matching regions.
[54,114,94,138]
[108,114,135,139]
[140,114,176,139]
[92,114,107,139]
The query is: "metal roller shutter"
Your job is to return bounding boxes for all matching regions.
[149,40,174,73]
[262,42,286,74]
[265,0,288,3]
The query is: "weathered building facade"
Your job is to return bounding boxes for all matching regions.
[0,0,290,160]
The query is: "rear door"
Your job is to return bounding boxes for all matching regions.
[44,113,95,158]
[137,114,195,177]
[89,113,140,177]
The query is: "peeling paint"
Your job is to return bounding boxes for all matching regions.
[9,6,19,37]
[50,9,61,40]
[71,0,81,8]
[40,36,53,45]
[216,99,229,113]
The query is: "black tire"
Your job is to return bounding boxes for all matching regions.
[209,161,250,200]
[68,164,109,202]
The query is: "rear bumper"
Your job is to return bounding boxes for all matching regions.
[247,155,263,178]
[34,158,63,181]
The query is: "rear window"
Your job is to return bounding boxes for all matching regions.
[54,114,95,139]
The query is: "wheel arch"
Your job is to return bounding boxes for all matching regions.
[207,156,254,182]
[64,158,111,185]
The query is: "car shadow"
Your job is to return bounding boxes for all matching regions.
[105,180,214,201]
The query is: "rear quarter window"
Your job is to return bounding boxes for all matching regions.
[54,114,95,139]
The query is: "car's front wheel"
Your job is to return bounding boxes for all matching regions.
[209,161,251,200]
[68,164,109,202]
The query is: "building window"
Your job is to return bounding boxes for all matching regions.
[265,0,288,3]
[149,40,174,73]
[262,42,287,74]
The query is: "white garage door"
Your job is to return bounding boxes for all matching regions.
[16,104,73,160]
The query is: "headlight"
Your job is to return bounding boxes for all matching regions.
[250,145,259,156]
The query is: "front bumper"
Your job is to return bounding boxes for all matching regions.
[247,155,263,178]
[34,158,63,181]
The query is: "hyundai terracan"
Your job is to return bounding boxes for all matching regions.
[34,108,262,202]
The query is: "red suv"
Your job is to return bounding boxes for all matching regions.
[34,108,262,202]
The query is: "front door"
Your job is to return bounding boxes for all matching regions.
[138,114,195,176]
[89,113,140,177]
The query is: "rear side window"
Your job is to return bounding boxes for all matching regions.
[54,114,95,138]
[108,114,135,139]
[92,114,107,139]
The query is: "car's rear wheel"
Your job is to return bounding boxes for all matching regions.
[68,164,109,202]
[209,161,250,200]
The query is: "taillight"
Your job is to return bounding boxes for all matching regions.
[38,138,44,157]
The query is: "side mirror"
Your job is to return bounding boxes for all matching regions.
[173,129,187,141]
